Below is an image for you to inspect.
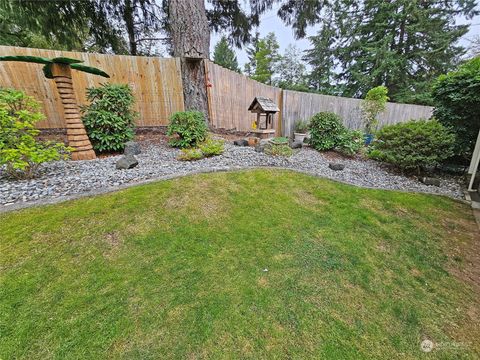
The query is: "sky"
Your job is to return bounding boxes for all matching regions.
[210,3,480,69]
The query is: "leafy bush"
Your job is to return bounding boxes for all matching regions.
[177,147,204,161]
[432,58,480,163]
[0,88,71,179]
[309,112,345,151]
[368,119,455,173]
[294,119,309,133]
[82,83,136,153]
[265,144,293,157]
[198,138,224,157]
[361,86,389,133]
[167,111,208,148]
[335,130,364,157]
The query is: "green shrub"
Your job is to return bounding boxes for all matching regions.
[361,86,389,133]
[270,137,289,145]
[309,112,345,151]
[368,119,455,173]
[335,130,364,157]
[0,88,71,179]
[432,58,480,163]
[167,111,208,148]
[265,144,293,157]
[82,83,137,153]
[198,138,224,157]
[177,147,204,161]
[294,119,309,133]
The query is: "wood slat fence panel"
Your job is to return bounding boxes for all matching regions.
[206,61,283,134]
[0,46,434,135]
[0,46,184,128]
[281,90,433,136]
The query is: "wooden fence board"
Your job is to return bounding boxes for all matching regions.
[0,46,184,128]
[282,90,433,136]
[0,46,434,135]
[206,61,283,134]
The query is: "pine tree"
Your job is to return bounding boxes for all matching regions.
[249,32,280,85]
[302,0,478,104]
[213,36,240,72]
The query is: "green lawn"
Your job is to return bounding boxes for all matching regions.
[1,169,479,359]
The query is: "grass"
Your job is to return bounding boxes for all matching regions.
[0,169,479,359]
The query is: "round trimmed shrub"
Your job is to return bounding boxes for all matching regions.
[309,112,345,151]
[368,119,455,173]
[167,111,208,148]
[82,83,137,153]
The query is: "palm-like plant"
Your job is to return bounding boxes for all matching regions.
[0,56,110,160]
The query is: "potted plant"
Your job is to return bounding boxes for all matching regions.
[294,119,309,143]
[360,86,389,145]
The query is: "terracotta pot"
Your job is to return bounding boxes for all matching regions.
[248,137,259,147]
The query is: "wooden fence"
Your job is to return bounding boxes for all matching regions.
[0,46,433,135]
[281,90,434,136]
[0,46,184,129]
[205,61,283,135]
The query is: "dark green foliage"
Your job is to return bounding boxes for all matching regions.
[0,88,71,179]
[302,0,478,103]
[246,32,280,85]
[294,120,309,133]
[432,58,480,163]
[213,36,240,72]
[82,83,137,153]
[369,119,455,172]
[167,111,208,148]
[0,55,51,64]
[335,130,364,157]
[70,64,110,78]
[309,112,345,151]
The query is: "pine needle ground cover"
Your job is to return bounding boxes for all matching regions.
[1,170,479,359]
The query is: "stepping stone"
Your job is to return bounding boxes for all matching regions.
[233,139,248,146]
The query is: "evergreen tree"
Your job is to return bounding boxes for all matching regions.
[302,0,478,104]
[249,32,280,85]
[213,36,240,72]
[244,31,260,76]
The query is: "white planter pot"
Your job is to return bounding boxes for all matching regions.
[294,132,307,143]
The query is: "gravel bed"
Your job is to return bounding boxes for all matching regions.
[0,141,465,208]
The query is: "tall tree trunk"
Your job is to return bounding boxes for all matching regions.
[51,63,96,161]
[124,0,138,55]
[169,0,210,119]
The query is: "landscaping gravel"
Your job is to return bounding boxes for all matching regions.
[0,141,465,208]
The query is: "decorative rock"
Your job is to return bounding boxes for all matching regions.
[116,155,138,170]
[421,177,441,187]
[124,141,141,155]
[233,139,249,146]
[329,163,345,171]
[0,142,465,208]
[255,139,271,153]
[290,141,303,149]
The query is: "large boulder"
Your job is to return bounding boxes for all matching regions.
[124,141,141,155]
[116,154,139,170]
[421,177,441,187]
